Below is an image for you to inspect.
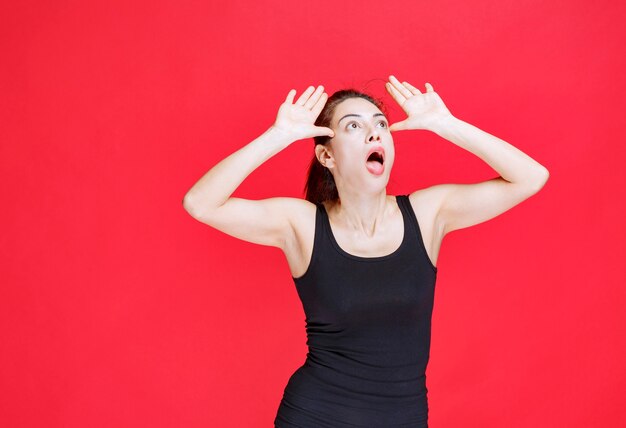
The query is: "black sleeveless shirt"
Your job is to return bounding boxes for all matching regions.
[275,195,438,427]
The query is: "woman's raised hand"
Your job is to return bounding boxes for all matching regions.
[385,76,454,132]
[272,85,334,143]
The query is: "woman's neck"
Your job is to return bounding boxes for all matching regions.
[325,191,391,238]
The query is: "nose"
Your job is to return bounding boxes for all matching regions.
[368,128,381,142]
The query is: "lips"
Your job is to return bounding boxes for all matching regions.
[365,146,385,175]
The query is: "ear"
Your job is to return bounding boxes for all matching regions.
[315,144,335,169]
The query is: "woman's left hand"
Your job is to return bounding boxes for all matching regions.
[385,75,454,132]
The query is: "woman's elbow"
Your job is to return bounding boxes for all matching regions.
[182,193,201,218]
[530,166,550,193]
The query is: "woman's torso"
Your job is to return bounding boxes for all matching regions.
[274,193,439,427]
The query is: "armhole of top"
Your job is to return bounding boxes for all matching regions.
[402,194,438,274]
[292,203,321,282]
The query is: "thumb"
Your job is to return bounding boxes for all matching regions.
[389,121,408,132]
[315,126,334,138]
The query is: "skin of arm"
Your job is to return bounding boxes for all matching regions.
[430,116,549,188]
[428,115,549,234]
[386,75,549,235]
[182,126,292,218]
[182,85,332,249]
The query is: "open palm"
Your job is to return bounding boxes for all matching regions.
[273,85,334,142]
[385,75,453,131]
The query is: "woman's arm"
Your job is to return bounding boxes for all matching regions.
[183,85,333,248]
[431,116,548,186]
[183,126,292,218]
[386,76,549,235]
[426,116,548,234]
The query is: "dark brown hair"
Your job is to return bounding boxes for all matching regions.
[304,89,386,205]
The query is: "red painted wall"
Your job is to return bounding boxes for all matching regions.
[1,0,624,426]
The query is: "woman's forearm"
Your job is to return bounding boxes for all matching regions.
[183,126,293,218]
[430,116,549,188]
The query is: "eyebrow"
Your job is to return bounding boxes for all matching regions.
[337,113,387,125]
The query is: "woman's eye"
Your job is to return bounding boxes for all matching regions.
[378,121,388,128]
[347,122,358,129]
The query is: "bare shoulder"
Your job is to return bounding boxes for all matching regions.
[276,197,317,234]
[407,186,449,268]
[280,197,318,278]
[407,185,447,226]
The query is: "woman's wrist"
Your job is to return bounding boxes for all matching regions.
[428,114,460,136]
[265,125,297,148]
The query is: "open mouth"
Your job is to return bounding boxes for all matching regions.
[365,148,385,175]
[367,151,384,164]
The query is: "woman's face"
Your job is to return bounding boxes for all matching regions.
[320,97,395,192]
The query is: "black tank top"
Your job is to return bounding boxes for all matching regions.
[275,194,438,427]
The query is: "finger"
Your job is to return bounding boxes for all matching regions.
[311,92,328,117]
[402,81,422,96]
[425,82,434,93]
[285,89,296,104]
[389,75,413,99]
[304,85,324,109]
[389,120,408,132]
[386,82,407,105]
[295,86,316,106]
[315,126,334,138]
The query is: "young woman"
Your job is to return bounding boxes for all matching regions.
[183,76,549,427]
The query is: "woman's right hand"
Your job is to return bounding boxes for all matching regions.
[271,85,334,143]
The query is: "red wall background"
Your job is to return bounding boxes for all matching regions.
[2,0,624,427]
